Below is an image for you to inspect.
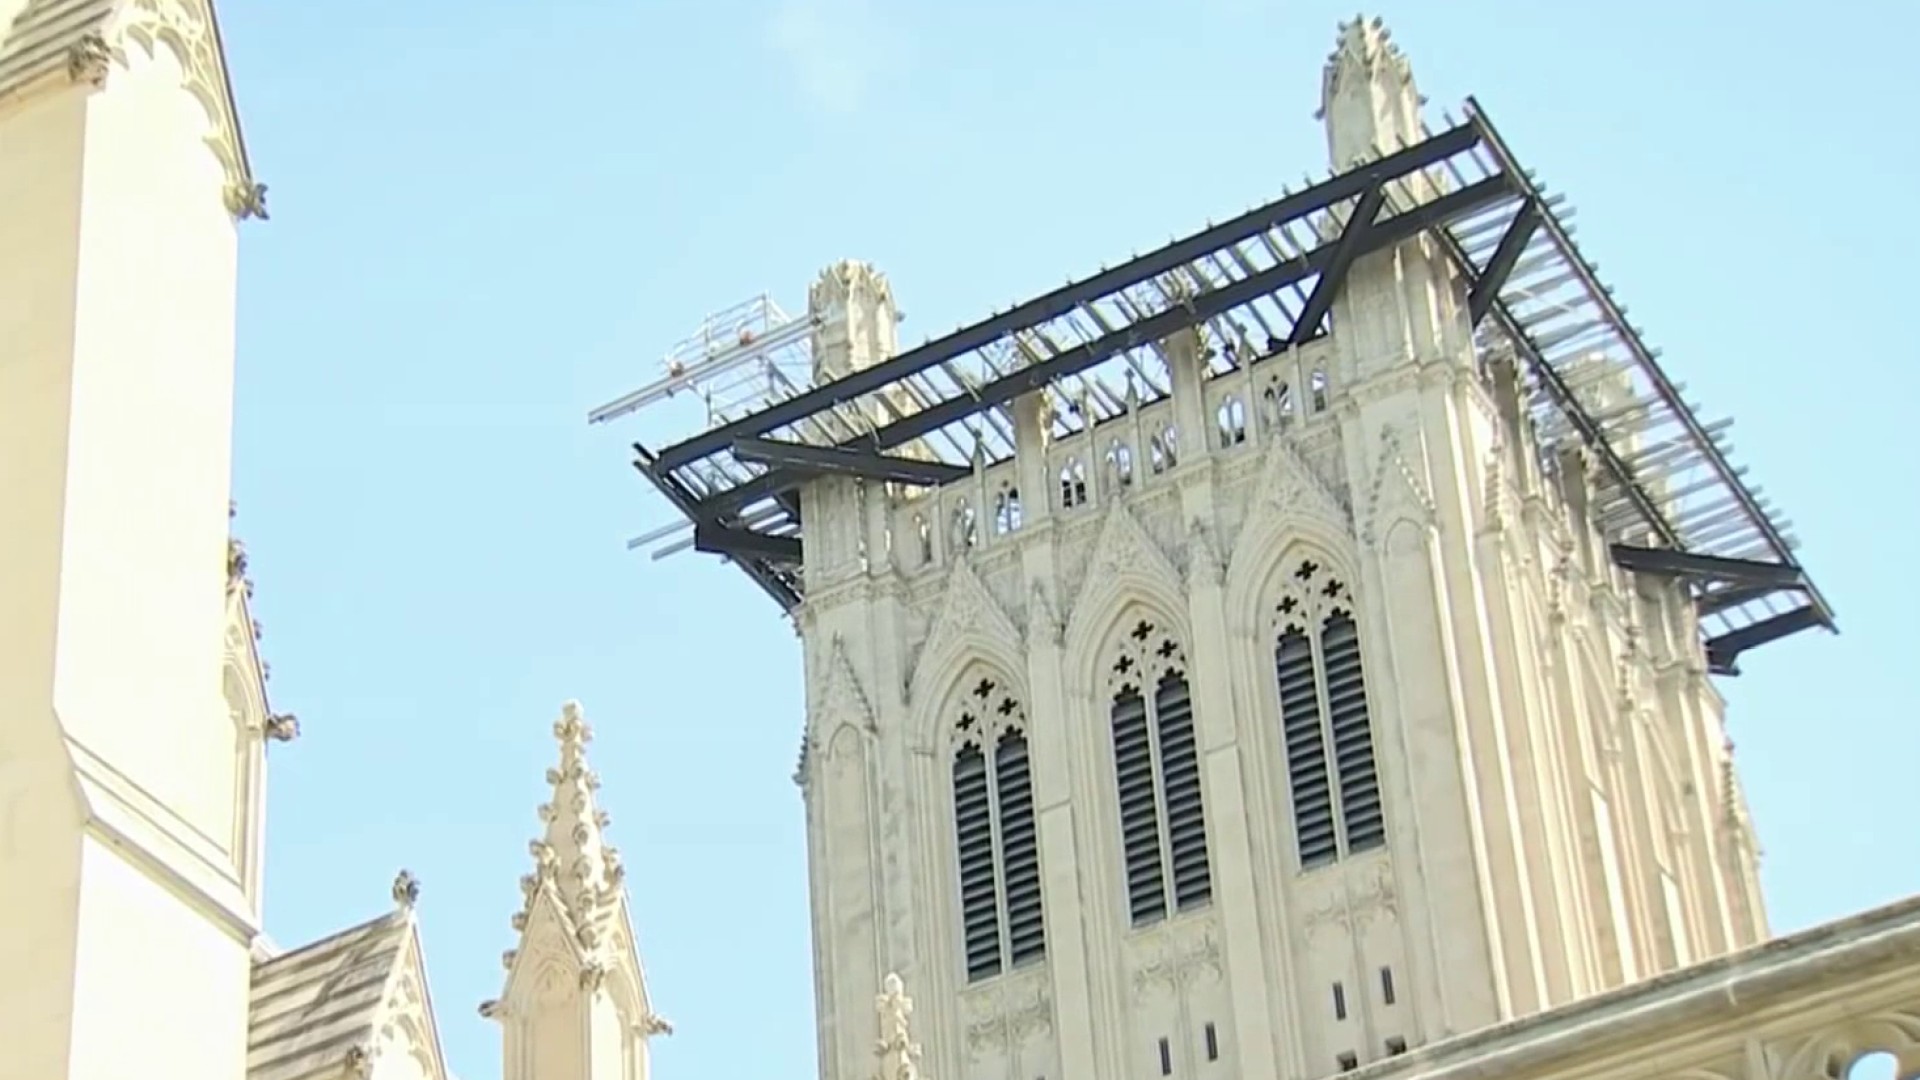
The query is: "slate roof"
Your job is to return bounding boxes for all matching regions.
[246,910,413,1080]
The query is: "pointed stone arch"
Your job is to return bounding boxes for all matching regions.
[821,715,872,763]
[1063,501,1186,670]
[1361,424,1438,547]
[1226,437,1355,622]
[1066,580,1190,698]
[933,654,1045,984]
[1778,1010,1920,1080]
[504,887,588,995]
[934,659,1031,752]
[811,634,876,733]
[1227,513,1363,639]
[909,558,1026,711]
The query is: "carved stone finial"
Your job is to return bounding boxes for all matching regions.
[808,261,900,384]
[392,870,420,910]
[224,180,270,222]
[874,972,923,1080]
[67,32,110,87]
[1318,15,1422,168]
[556,699,592,750]
[515,700,624,931]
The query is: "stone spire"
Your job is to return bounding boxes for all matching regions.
[873,973,923,1080]
[517,701,626,940]
[1318,15,1424,171]
[492,701,666,1080]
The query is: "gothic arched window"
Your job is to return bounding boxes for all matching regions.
[951,674,1045,981]
[1218,397,1247,447]
[1271,559,1385,869]
[1060,458,1088,509]
[1106,440,1135,488]
[1263,379,1294,431]
[1149,423,1179,474]
[1106,616,1212,926]
[951,499,978,551]
[994,485,1023,535]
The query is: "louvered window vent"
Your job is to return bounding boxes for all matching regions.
[1107,617,1214,926]
[1272,560,1387,869]
[951,673,1046,981]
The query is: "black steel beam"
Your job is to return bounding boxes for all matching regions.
[630,454,800,611]
[693,521,803,565]
[857,178,1509,452]
[1466,100,1834,632]
[1288,182,1387,347]
[682,176,1511,520]
[1433,231,1684,553]
[1705,606,1826,676]
[1610,544,1807,589]
[754,176,1512,497]
[733,437,971,487]
[1468,199,1540,325]
[1696,584,1782,618]
[650,122,1488,475]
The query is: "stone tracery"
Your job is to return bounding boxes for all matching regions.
[947,665,1045,983]
[1267,554,1386,868]
[1102,612,1212,927]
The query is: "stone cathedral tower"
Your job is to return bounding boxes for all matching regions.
[773,28,1768,1080]
[609,16,1839,1080]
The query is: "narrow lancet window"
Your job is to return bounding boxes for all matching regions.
[952,499,978,551]
[994,486,1023,535]
[1218,397,1247,447]
[1151,424,1179,472]
[1060,458,1088,508]
[1272,559,1386,868]
[1107,617,1213,925]
[951,674,1046,981]
[1107,440,1135,487]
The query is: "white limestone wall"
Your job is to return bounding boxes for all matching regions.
[55,23,245,860]
[0,71,93,1080]
[0,13,259,1078]
[66,836,254,1080]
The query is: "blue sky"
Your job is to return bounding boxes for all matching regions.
[218,1,1917,1076]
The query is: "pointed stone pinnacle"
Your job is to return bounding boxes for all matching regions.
[1319,14,1422,169]
[521,701,626,927]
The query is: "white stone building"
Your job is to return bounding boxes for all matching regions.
[1,2,1914,1080]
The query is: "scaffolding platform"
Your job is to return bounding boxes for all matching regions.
[589,101,1832,675]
